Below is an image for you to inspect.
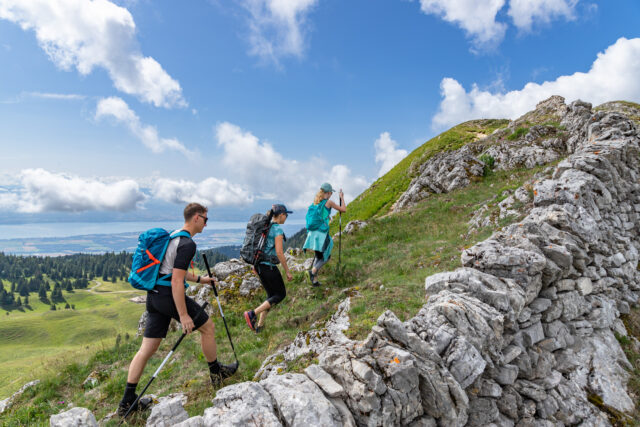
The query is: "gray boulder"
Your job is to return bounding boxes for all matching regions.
[50,407,97,427]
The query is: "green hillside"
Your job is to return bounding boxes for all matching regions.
[340,119,509,224]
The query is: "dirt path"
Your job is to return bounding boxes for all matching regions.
[86,281,136,294]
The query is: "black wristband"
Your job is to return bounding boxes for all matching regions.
[196,275,201,283]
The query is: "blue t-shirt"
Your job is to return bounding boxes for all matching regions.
[261,223,284,266]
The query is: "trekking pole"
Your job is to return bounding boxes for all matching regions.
[338,191,343,268]
[119,302,208,425]
[202,254,240,365]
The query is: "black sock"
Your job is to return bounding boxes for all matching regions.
[123,382,137,402]
[208,359,220,374]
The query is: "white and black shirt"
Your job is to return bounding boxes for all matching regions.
[159,231,196,277]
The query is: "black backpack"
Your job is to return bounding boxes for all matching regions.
[240,212,280,266]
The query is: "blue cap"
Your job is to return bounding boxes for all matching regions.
[320,182,334,193]
[273,204,293,215]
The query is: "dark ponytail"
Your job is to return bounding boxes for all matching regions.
[266,209,274,221]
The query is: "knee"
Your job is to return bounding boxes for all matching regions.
[138,341,160,359]
[198,319,215,337]
[273,292,286,305]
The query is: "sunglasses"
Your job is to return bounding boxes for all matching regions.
[198,214,208,224]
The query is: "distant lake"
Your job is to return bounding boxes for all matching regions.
[0,220,306,240]
[0,220,306,256]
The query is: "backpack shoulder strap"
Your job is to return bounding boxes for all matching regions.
[170,230,192,240]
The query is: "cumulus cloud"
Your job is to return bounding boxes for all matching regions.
[416,0,582,50]
[417,0,507,49]
[96,97,193,157]
[0,168,145,212]
[0,0,186,108]
[432,37,640,129]
[374,132,408,178]
[508,0,577,31]
[152,177,253,207]
[242,0,318,65]
[215,121,368,209]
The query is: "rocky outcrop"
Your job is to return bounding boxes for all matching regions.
[0,380,39,415]
[146,393,189,427]
[50,407,97,427]
[394,96,575,212]
[176,99,640,425]
[394,148,485,211]
[254,298,353,380]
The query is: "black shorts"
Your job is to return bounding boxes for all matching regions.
[144,285,209,338]
[257,263,286,306]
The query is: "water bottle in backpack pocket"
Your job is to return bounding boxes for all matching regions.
[128,228,191,290]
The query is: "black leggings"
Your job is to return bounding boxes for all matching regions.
[257,264,286,305]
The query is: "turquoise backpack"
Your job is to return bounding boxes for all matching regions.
[305,200,330,232]
[128,228,191,290]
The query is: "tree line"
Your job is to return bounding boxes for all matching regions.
[1,247,233,312]
[0,251,130,311]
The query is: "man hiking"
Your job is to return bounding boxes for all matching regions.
[118,203,237,417]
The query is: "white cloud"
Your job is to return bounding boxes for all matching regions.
[96,97,193,157]
[26,91,85,100]
[152,177,253,207]
[215,121,368,209]
[0,168,145,212]
[0,0,186,108]
[416,0,583,50]
[374,132,408,177]
[508,0,577,31]
[242,0,318,65]
[417,0,507,50]
[432,37,640,129]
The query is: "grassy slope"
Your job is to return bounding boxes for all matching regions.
[0,280,145,397]
[1,165,546,426]
[340,119,509,224]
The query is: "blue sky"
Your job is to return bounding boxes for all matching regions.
[0,0,638,225]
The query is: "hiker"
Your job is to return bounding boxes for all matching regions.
[303,182,346,286]
[118,203,237,417]
[243,204,293,333]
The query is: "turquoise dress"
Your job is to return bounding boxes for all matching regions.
[303,202,333,261]
[261,223,284,266]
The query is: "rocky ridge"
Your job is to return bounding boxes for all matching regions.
[394,96,572,212]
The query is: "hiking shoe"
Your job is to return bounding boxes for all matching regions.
[210,362,238,387]
[255,325,263,334]
[244,310,256,331]
[307,269,315,284]
[311,280,321,287]
[117,395,152,417]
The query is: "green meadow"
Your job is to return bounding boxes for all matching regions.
[0,280,145,398]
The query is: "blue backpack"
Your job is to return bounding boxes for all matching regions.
[128,228,191,290]
[305,200,330,232]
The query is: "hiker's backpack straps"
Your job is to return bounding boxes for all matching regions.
[128,228,191,291]
[155,230,192,287]
[240,212,280,266]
